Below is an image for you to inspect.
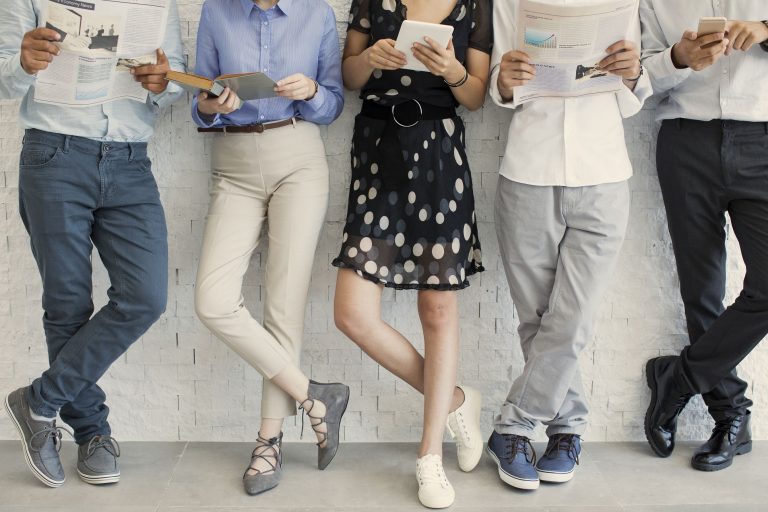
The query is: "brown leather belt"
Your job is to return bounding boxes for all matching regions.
[197,118,298,134]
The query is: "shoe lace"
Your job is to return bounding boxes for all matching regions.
[29,422,72,454]
[299,398,327,447]
[246,433,282,476]
[85,435,120,459]
[712,418,741,443]
[417,455,449,488]
[452,409,471,444]
[544,434,580,465]
[504,435,536,465]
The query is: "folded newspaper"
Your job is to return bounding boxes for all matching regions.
[514,0,638,105]
[34,0,169,107]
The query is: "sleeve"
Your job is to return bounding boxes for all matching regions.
[149,0,186,110]
[615,2,652,118]
[638,0,691,95]
[468,0,493,55]
[488,0,518,109]
[296,6,345,125]
[191,1,222,128]
[348,0,372,34]
[0,0,40,100]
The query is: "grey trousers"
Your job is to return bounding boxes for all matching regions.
[494,177,629,436]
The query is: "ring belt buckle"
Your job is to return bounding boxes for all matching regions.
[391,99,423,128]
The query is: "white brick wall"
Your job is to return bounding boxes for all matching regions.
[1,0,765,443]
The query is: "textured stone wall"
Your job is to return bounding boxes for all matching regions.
[1,0,765,443]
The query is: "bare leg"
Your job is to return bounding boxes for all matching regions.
[417,290,459,458]
[334,269,464,411]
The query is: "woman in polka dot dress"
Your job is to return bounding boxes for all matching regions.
[333,0,491,507]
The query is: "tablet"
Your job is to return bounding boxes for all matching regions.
[395,20,455,73]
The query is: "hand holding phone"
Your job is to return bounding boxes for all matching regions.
[697,17,727,48]
[671,19,728,71]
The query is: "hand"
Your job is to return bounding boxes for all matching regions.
[725,20,768,54]
[412,37,464,82]
[671,30,728,71]
[599,40,641,88]
[497,50,535,102]
[131,49,170,93]
[363,38,407,70]
[197,87,241,116]
[275,73,318,101]
[20,28,61,74]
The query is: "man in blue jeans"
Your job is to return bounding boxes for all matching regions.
[0,0,185,487]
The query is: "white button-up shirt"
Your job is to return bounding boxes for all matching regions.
[490,0,652,188]
[640,0,768,122]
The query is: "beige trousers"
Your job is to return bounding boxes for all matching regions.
[194,121,329,419]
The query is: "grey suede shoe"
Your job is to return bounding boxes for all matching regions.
[243,432,283,496]
[303,380,350,470]
[4,387,67,487]
[77,435,121,484]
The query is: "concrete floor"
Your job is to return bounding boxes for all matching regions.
[0,440,765,511]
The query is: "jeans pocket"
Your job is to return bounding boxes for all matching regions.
[20,143,62,168]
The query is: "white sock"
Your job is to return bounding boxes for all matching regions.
[29,406,55,423]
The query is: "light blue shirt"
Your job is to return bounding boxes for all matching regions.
[0,0,186,142]
[191,0,344,127]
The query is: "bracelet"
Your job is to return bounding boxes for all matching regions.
[625,64,644,82]
[306,80,319,101]
[444,67,469,88]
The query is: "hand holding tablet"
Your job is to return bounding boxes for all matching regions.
[395,20,455,72]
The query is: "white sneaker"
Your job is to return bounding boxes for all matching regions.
[446,385,483,472]
[416,454,455,509]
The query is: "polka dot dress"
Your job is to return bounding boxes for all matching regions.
[332,0,492,291]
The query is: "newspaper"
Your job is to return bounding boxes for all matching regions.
[514,0,638,104]
[34,0,169,107]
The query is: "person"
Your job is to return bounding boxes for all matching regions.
[639,2,768,472]
[191,0,348,497]
[332,0,491,508]
[0,0,185,488]
[487,0,650,490]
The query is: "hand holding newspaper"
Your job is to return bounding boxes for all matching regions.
[34,0,170,107]
[513,0,638,105]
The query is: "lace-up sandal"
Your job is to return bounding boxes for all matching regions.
[243,432,283,495]
[4,387,68,487]
[300,380,350,470]
[77,435,121,484]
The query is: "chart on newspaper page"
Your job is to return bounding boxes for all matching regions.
[34,0,169,107]
[514,0,638,105]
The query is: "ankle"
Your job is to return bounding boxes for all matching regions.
[449,386,465,413]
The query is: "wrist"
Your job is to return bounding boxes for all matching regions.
[306,79,319,101]
[670,43,688,69]
[443,61,465,83]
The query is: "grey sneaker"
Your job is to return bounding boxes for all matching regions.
[243,432,283,495]
[3,387,66,487]
[303,380,350,470]
[77,435,121,484]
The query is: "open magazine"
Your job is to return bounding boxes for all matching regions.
[514,0,638,105]
[34,0,169,107]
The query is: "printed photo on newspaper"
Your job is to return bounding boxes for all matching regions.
[34,0,169,107]
[514,0,638,105]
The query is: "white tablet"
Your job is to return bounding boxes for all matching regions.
[395,20,455,73]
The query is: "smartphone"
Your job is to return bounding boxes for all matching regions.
[697,17,727,48]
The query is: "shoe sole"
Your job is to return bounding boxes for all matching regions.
[644,359,672,458]
[77,469,121,485]
[4,393,65,488]
[691,441,753,472]
[418,492,455,509]
[537,468,575,483]
[485,446,539,490]
[318,385,351,471]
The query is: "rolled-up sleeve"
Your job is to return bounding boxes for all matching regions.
[296,6,344,125]
[639,0,691,95]
[489,0,519,109]
[149,0,186,110]
[0,0,39,100]
[616,6,652,118]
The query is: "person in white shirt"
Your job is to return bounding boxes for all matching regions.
[640,1,768,473]
[486,0,651,490]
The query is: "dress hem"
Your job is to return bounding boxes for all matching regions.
[332,259,485,291]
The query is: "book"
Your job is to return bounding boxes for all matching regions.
[165,71,278,105]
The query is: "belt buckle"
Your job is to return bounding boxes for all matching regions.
[254,124,265,133]
[391,99,423,128]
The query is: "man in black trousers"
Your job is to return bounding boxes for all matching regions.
[639,1,768,472]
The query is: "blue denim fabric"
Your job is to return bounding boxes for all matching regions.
[18,129,168,444]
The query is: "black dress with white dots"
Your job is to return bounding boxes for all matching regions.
[332,0,492,290]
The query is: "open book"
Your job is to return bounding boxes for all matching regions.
[165,71,278,106]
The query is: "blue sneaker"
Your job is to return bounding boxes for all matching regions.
[486,431,539,490]
[536,434,581,483]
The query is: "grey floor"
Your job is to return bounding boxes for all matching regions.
[0,440,766,511]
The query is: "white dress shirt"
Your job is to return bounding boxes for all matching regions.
[490,0,652,188]
[640,0,768,122]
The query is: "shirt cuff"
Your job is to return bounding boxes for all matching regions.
[149,81,184,110]
[302,84,328,113]
[654,46,692,89]
[489,66,517,109]
[13,52,37,85]
[191,96,220,128]
[616,71,652,118]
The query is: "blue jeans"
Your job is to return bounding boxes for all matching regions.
[18,129,168,444]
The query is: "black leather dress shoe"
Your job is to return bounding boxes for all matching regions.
[644,356,692,458]
[692,412,752,472]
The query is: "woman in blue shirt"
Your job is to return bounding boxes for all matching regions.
[191,0,347,496]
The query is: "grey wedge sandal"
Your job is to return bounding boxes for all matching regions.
[243,432,283,495]
[301,380,350,470]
